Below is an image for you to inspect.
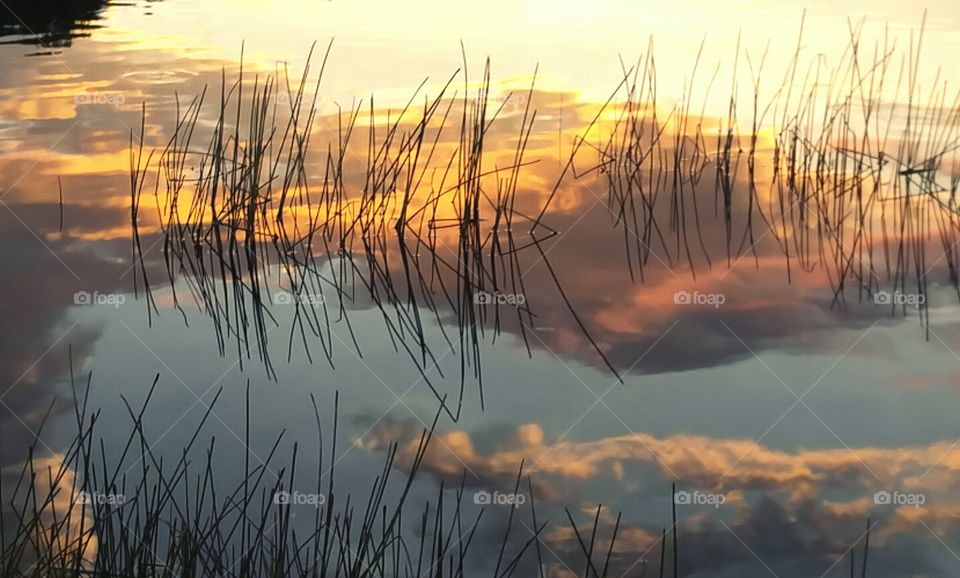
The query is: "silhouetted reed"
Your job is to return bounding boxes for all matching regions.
[593,13,960,336]
[130,45,623,420]
[131,16,960,408]
[0,371,633,577]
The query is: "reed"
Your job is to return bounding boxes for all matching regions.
[593,13,960,330]
[129,47,620,419]
[131,21,960,414]
[0,370,631,577]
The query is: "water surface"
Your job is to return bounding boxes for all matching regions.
[3,1,960,576]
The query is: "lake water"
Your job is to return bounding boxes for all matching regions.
[2,1,960,576]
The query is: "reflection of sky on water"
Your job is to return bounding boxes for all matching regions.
[2,0,960,575]
[46,282,960,576]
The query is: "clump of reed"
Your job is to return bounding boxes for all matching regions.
[0,370,637,578]
[0,375,881,577]
[590,13,960,332]
[129,16,960,407]
[130,45,619,421]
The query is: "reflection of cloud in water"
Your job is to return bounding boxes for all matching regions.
[0,26,953,381]
[0,209,129,549]
[361,415,960,576]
